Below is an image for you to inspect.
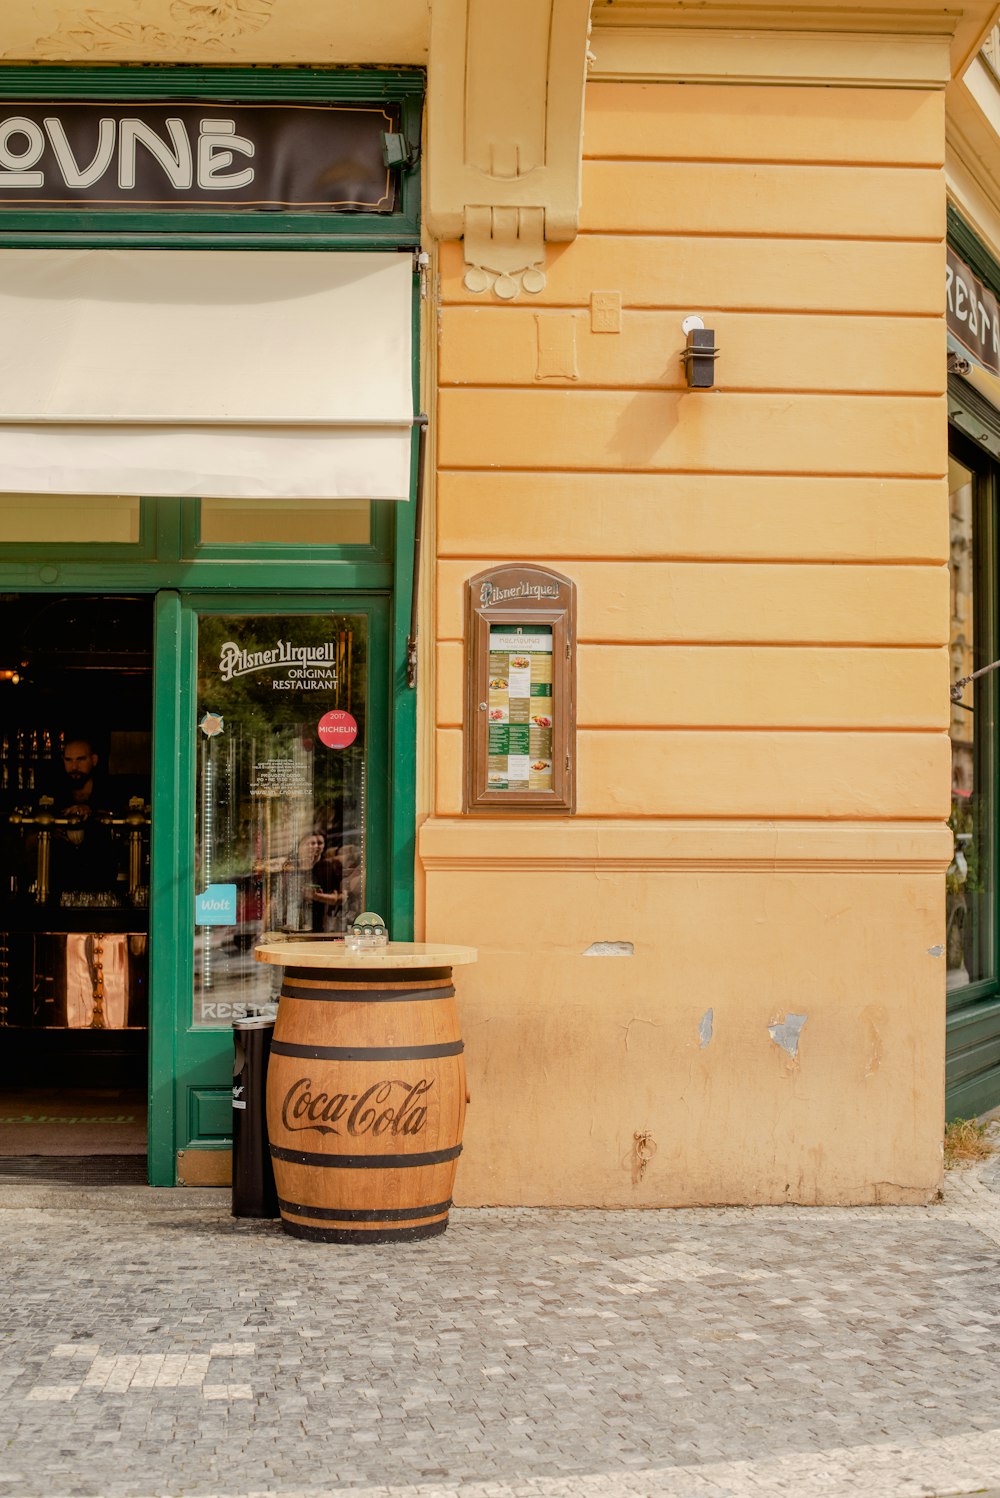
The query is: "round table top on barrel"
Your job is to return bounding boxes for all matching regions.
[254,939,478,970]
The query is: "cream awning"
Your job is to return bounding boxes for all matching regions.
[0,248,414,499]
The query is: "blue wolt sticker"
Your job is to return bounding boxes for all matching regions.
[195,884,238,926]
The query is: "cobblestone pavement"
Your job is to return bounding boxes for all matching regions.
[4,1165,1000,1498]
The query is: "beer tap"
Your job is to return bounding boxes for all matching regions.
[9,795,151,906]
[9,795,64,904]
[94,798,151,904]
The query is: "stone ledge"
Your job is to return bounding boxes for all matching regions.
[418,816,953,871]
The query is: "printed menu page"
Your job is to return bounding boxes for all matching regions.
[487,626,553,792]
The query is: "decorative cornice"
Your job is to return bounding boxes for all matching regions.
[588,23,952,86]
[590,0,999,75]
[591,2,954,33]
[418,818,953,872]
[423,855,949,872]
[425,0,592,299]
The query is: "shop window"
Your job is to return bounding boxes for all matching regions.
[199,498,370,548]
[948,442,997,995]
[0,495,140,545]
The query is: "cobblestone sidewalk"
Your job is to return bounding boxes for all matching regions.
[3,1162,1000,1498]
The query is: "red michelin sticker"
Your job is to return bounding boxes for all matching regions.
[317,710,358,749]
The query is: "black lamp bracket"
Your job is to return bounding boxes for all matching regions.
[680,326,719,389]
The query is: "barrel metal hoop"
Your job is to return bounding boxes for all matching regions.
[278,1196,452,1222]
[271,1039,464,1062]
[284,966,453,984]
[280,981,456,1004]
[280,1218,449,1244]
[270,1142,462,1169]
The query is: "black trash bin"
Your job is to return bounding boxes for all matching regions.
[232,1012,280,1219]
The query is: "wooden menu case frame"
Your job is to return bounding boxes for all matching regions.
[464,565,576,815]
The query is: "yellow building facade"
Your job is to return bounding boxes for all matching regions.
[1,0,999,1203]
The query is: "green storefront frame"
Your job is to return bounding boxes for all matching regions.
[946,424,1000,1119]
[948,205,1000,1118]
[0,500,418,1182]
[0,64,423,1182]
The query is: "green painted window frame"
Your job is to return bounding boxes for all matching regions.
[0,495,394,568]
[947,418,1000,1120]
[0,65,423,248]
[945,216,1000,1117]
[947,425,999,1013]
[149,588,396,1185]
[182,496,392,566]
[0,497,154,559]
[949,205,1000,302]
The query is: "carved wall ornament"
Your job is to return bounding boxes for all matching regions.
[37,0,276,55]
[428,0,592,300]
[462,206,548,300]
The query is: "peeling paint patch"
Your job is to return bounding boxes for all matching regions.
[927,944,945,958]
[768,1013,807,1059]
[631,1130,656,1185]
[698,1008,714,1048]
[583,941,633,957]
[861,1005,884,1078]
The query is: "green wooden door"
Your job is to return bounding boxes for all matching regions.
[149,590,391,1185]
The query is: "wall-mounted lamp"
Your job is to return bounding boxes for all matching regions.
[680,315,719,389]
[0,669,21,685]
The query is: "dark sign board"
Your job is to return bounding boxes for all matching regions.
[947,245,1000,375]
[0,102,399,212]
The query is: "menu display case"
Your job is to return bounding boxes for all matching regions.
[464,565,576,815]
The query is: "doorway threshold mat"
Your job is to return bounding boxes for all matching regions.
[0,1155,148,1185]
[0,1091,147,1154]
[0,1121,146,1154]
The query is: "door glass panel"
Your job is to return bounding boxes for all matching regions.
[948,453,994,991]
[193,613,368,1027]
[200,499,370,547]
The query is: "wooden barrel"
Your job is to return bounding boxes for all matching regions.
[265,964,466,1243]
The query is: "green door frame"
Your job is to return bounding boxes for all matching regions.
[150,590,394,1186]
[947,420,1000,1119]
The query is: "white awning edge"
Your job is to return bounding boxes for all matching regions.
[0,425,414,500]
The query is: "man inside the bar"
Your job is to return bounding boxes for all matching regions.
[48,736,120,899]
[36,735,132,1029]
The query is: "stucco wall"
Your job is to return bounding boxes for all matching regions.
[422,75,951,1206]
